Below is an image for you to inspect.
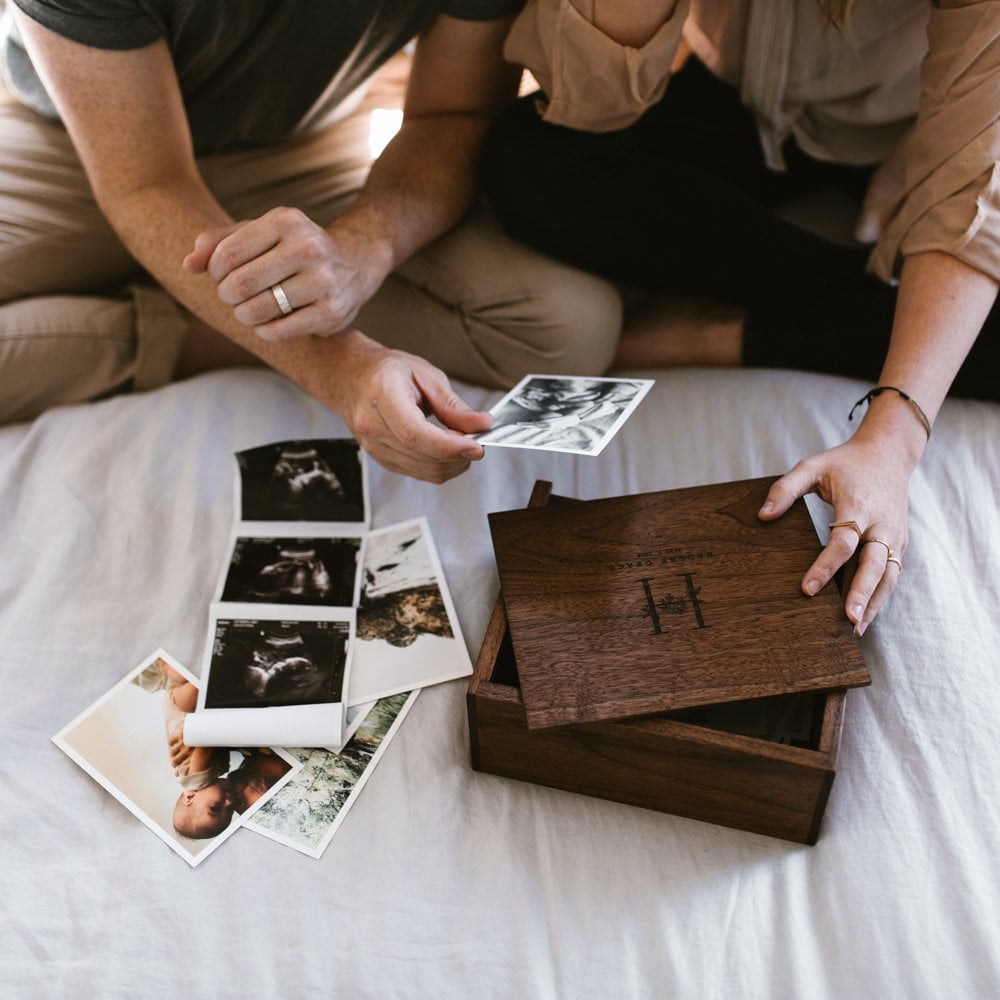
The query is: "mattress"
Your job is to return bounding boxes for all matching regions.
[2,364,998,999]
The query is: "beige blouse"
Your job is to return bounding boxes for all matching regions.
[504,0,1000,284]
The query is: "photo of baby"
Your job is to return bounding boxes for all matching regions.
[52,650,300,866]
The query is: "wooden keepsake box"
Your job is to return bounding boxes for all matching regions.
[466,479,870,845]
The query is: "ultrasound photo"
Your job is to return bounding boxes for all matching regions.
[220,536,363,607]
[475,375,654,456]
[236,439,367,524]
[204,617,350,710]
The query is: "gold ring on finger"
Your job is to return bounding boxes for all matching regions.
[886,556,903,572]
[863,537,894,559]
[829,520,863,539]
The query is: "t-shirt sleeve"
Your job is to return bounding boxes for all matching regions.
[10,0,163,50]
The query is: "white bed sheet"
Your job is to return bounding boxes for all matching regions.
[2,366,998,999]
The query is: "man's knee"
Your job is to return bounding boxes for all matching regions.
[480,270,623,385]
[0,285,187,424]
[360,203,624,388]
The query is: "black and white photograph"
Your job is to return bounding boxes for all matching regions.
[475,374,654,456]
[235,438,368,526]
[349,518,473,705]
[202,611,352,711]
[51,649,300,867]
[218,534,364,608]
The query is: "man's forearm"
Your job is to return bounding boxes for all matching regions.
[336,112,497,278]
[330,13,520,280]
[104,180,365,395]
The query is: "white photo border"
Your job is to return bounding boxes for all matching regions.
[245,690,419,859]
[349,516,473,706]
[475,374,655,456]
[52,648,301,868]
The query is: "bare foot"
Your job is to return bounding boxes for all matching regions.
[615,294,745,369]
[174,310,265,378]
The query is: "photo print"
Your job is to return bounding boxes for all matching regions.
[186,606,356,750]
[52,649,300,867]
[349,517,473,705]
[475,374,654,456]
[202,612,352,711]
[218,533,364,609]
[245,691,418,859]
[235,438,369,527]
[345,699,377,743]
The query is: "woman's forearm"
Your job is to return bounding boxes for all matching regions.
[859,250,998,447]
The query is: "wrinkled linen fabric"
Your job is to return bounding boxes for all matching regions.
[1,365,999,998]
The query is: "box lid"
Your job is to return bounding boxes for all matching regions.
[488,477,871,731]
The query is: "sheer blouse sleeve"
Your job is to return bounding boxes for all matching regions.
[503,0,690,132]
[861,0,1000,282]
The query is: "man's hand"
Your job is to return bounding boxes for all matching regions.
[182,13,520,349]
[15,8,507,486]
[323,331,494,483]
[183,208,392,342]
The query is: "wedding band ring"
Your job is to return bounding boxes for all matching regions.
[886,556,903,571]
[864,537,894,559]
[271,282,293,316]
[829,520,863,539]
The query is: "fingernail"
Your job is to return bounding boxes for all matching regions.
[460,449,480,461]
[804,578,820,595]
[850,603,864,622]
[759,502,774,515]
[854,620,868,638]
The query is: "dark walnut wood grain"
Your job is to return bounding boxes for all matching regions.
[467,605,845,844]
[468,481,861,844]
[488,477,870,731]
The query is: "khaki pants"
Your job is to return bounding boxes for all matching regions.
[0,71,621,424]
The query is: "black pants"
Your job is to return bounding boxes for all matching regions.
[481,58,999,400]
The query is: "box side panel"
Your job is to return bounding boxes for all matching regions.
[470,695,835,845]
[817,688,846,760]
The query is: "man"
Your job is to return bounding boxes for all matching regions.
[0,1,621,481]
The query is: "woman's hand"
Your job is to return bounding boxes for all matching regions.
[758,427,919,636]
[766,251,997,636]
[183,207,393,343]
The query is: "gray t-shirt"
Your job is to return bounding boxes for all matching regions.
[3,0,523,154]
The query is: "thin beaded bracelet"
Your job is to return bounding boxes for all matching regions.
[848,385,932,440]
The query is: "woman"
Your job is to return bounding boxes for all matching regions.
[482,0,1000,636]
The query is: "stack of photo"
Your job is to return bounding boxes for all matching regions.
[53,438,473,865]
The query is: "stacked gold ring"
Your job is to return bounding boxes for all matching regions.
[828,520,863,538]
[829,522,903,572]
[864,537,893,558]
[865,537,902,572]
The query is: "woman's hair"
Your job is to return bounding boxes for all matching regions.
[818,0,857,27]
